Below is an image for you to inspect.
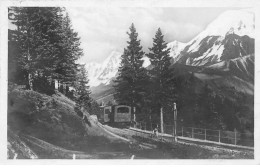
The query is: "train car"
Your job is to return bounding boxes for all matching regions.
[103,105,131,127]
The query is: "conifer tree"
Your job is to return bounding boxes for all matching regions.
[54,12,83,87]
[9,7,65,90]
[146,28,175,111]
[114,23,149,113]
[8,29,24,84]
[8,7,83,95]
[75,64,91,111]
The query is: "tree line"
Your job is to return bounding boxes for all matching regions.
[8,7,91,111]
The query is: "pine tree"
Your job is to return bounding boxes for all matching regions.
[54,12,83,87]
[114,23,149,113]
[8,7,83,95]
[74,64,91,112]
[146,28,175,110]
[8,29,25,84]
[9,7,65,90]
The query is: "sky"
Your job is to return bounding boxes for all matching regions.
[66,7,240,63]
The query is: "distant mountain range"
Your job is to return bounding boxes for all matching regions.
[86,9,254,102]
[176,9,254,66]
[85,51,121,86]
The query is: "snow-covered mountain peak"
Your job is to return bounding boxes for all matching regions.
[168,41,186,53]
[193,9,254,43]
[85,50,122,87]
[186,9,254,53]
[101,50,122,67]
[167,40,185,48]
[205,9,255,37]
[167,40,187,63]
[177,9,255,66]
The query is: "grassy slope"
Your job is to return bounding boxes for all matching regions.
[7,89,132,159]
[7,88,253,159]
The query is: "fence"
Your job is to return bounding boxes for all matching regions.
[134,121,254,147]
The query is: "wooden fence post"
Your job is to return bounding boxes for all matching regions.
[235,129,237,145]
[133,107,136,128]
[149,108,152,131]
[173,102,177,142]
[173,125,174,137]
[205,129,207,141]
[218,130,221,143]
[160,107,164,133]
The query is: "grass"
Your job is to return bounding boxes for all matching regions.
[7,89,134,158]
[103,125,254,159]
[7,89,254,159]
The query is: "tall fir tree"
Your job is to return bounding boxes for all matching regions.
[114,23,149,114]
[74,64,91,111]
[9,7,65,90]
[146,28,175,112]
[54,12,83,86]
[8,7,83,95]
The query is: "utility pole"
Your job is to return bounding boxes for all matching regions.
[173,102,178,142]
[149,108,152,130]
[160,107,164,133]
[133,107,136,128]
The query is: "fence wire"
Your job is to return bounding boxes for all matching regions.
[134,121,254,147]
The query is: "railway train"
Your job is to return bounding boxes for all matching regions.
[101,105,132,127]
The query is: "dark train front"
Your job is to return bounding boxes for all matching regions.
[101,105,132,127]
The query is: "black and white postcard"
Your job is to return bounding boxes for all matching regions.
[0,0,259,164]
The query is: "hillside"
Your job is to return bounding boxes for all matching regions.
[93,53,254,103]
[7,88,253,159]
[176,54,254,96]
[7,88,135,159]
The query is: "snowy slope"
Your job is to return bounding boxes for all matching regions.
[206,54,254,82]
[200,9,254,38]
[177,9,255,66]
[85,62,102,86]
[186,9,254,53]
[167,41,187,63]
[86,52,153,86]
[86,51,122,86]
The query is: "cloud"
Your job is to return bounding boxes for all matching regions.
[67,7,234,63]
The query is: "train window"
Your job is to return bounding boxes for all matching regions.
[117,107,129,113]
[104,109,111,114]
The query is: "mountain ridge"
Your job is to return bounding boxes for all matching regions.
[86,8,254,96]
